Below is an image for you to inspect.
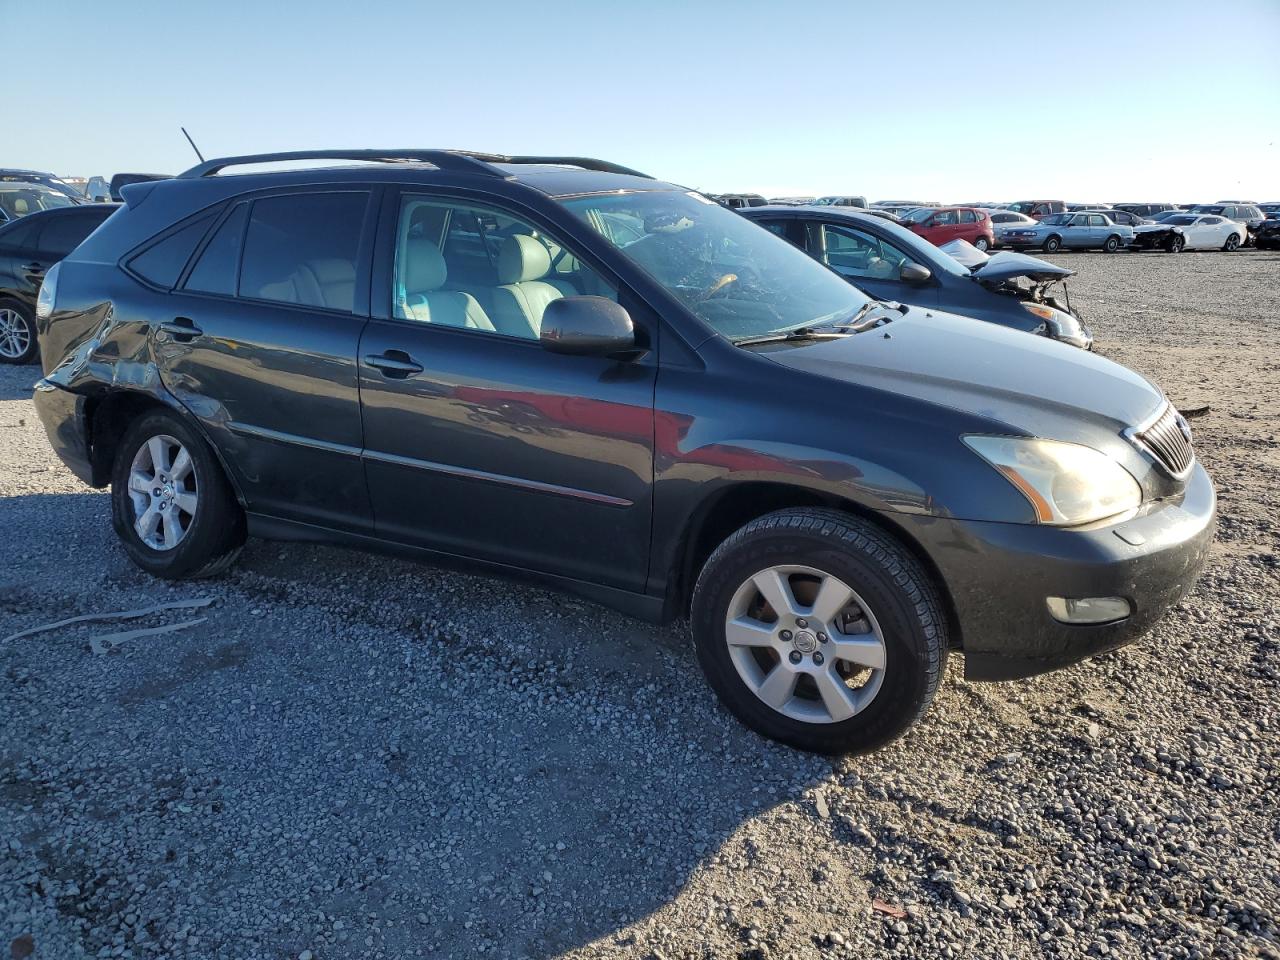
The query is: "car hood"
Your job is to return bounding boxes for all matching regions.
[941,243,1075,283]
[763,307,1164,438]
[1133,221,1180,233]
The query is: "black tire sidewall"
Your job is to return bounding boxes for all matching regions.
[110,410,241,579]
[1044,236,1061,252]
[0,298,39,365]
[692,519,942,755]
[1104,236,1120,252]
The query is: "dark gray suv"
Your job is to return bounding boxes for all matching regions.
[32,150,1216,754]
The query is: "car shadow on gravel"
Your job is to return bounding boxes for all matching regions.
[2,492,838,959]
[0,366,40,400]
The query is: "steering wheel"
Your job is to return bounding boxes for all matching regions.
[694,272,739,302]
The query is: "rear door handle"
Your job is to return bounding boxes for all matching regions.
[363,350,424,377]
[159,317,202,341]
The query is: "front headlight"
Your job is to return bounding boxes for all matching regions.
[1022,303,1090,349]
[963,436,1141,526]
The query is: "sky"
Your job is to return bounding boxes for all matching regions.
[9,0,1280,202]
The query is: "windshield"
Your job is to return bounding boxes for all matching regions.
[900,207,934,223]
[1040,214,1071,226]
[0,185,75,219]
[560,190,871,343]
[1166,215,1196,225]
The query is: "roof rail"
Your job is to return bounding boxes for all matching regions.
[177,149,653,181]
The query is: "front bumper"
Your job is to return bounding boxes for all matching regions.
[32,379,96,486]
[896,462,1216,680]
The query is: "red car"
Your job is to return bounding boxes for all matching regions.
[901,206,995,250]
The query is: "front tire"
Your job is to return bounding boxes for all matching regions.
[1103,234,1121,253]
[1043,236,1062,253]
[1167,234,1185,253]
[0,299,38,365]
[110,410,246,579]
[972,236,990,252]
[691,509,946,755]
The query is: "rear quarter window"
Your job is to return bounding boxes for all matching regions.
[185,203,250,296]
[128,211,218,289]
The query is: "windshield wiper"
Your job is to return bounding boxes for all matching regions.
[735,301,904,348]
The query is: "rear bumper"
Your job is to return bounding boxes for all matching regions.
[32,379,95,486]
[895,463,1216,680]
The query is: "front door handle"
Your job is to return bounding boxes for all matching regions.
[159,317,202,341]
[364,350,424,378]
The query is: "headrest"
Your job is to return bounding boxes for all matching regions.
[498,235,552,284]
[308,259,356,285]
[404,239,447,292]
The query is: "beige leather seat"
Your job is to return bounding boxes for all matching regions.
[258,259,356,311]
[490,235,577,339]
[398,239,495,331]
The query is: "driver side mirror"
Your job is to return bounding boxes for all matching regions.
[899,262,932,284]
[540,296,636,357]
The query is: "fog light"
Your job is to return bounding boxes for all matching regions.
[1046,596,1131,624]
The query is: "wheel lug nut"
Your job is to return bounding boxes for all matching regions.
[788,651,802,665]
[796,618,808,628]
[779,629,793,641]
[818,632,828,643]
[812,652,824,665]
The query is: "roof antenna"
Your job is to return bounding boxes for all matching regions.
[181,127,205,162]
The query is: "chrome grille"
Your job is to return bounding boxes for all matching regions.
[1135,404,1194,476]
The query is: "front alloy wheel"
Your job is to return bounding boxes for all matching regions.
[725,565,887,723]
[691,508,946,754]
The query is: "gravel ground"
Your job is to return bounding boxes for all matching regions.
[2,250,1278,960]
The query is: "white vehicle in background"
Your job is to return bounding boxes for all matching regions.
[1129,213,1247,252]
[982,209,1038,248]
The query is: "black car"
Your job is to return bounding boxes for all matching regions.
[0,203,117,363]
[740,205,1092,348]
[1253,214,1280,250]
[32,149,1214,754]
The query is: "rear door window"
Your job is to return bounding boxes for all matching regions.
[130,211,218,289]
[185,203,249,296]
[38,212,109,258]
[958,210,976,223]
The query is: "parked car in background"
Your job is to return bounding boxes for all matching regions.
[711,193,768,209]
[1001,211,1134,253]
[0,169,85,202]
[899,206,995,250]
[109,173,171,202]
[1114,203,1178,219]
[1006,200,1066,220]
[31,148,1215,755]
[0,203,117,363]
[1258,202,1280,216]
[0,183,80,224]
[1129,213,1246,252]
[740,206,1091,348]
[1252,214,1280,250]
[1187,204,1265,243]
[1084,208,1148,227]
[984,210,1038,248]
[809,196,868,209]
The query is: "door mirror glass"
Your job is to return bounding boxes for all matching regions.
[899,262,932,284]
[540,296,635,356]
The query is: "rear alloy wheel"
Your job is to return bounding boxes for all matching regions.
[0,301,38,365]
[1043,236,1062,253]
[692,508,946,754]
[1103,235,1121,253]
[972,236,990,252]
[1223,233,1241,252]
[111,410,246,579]
[1167,235,1185,253]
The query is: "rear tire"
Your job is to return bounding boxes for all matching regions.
[691,508,946,755]
[0,299,38,365]
[1223,233,1241,251]
[110,410,246,579]
[1043,236,1062,253]
[1103,235,1121,253]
